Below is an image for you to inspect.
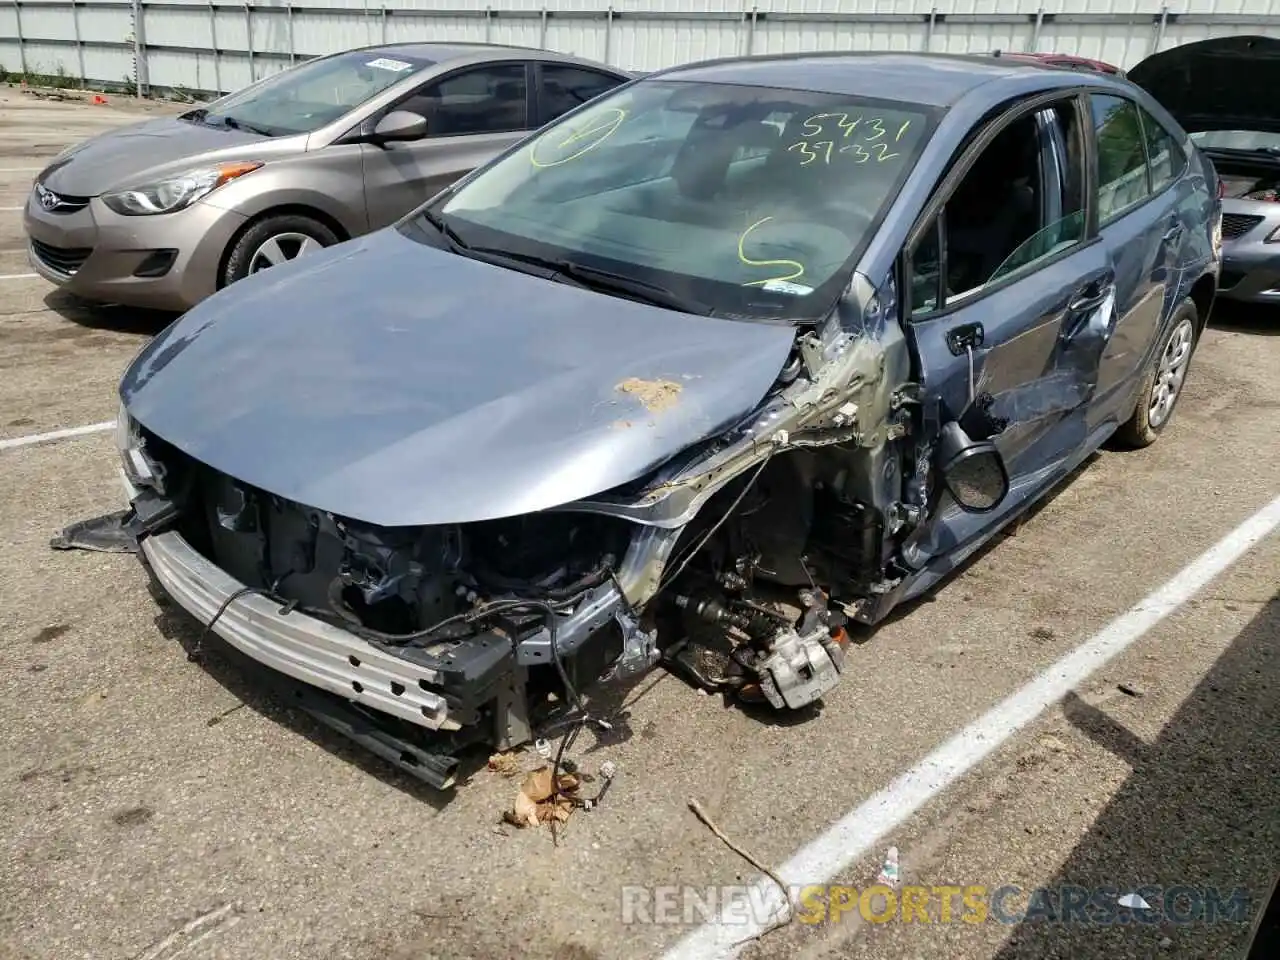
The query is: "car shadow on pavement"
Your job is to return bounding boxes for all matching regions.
[991,591,1279,958]
[859,451,1103,636]
[144,580,467,810]
[43,288,177,336]
[1211,301,1280,337]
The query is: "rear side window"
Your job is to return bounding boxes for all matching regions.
[1090,94,1151,223]
[408,64,528,137]
[540,65,625,123]
[1139,106,1186,193]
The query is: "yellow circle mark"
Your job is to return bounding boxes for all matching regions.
[529,108,627,168]
[738,216,806,287]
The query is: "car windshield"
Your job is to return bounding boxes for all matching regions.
[416,79,937,321]
[1191,130,1280,152]
[187,50,434,137]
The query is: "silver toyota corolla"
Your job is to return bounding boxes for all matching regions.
[23,42,631,311]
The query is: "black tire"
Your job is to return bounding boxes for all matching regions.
[1112,297,1200,449]
[220,213,339,287]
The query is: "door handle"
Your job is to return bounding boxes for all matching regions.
[1067,277,1115,314]
[1163,222,1186,244]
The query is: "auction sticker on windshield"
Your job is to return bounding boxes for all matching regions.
[366,58,415,72]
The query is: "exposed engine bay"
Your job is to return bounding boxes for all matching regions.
[103,267,1013,790]
[1209,155,1280,200]
[131,421,896,773]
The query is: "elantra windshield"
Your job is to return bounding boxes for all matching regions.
[419,79,937,321]
[183,50,433,137]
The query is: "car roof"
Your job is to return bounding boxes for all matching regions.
[647,51,1061,107]
[995,51,1122,74]
[346,42,630,72]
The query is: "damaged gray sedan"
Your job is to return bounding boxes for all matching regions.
[104,52,1219,789]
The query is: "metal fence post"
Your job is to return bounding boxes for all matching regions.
[925,6,936,52]
[1031,5,1044,50]
[539,6,548,48]
[244,3,254,82]
[13,0,28,76]
[71,0,86,87]
[381,4,387,44]
[604,5,613,64]
[209,2,222,94]
[484,6,492,43]
[742,4,756,57]
[1153,4,1169,55]
[131,0,150,97]
[287,4,295,64]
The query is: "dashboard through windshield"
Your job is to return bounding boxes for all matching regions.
[414,78,938,321]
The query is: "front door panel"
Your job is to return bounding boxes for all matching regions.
[908,239,1113,477]
[360,131,524,230]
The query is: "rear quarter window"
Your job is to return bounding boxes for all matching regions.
[1139,106,1186,193]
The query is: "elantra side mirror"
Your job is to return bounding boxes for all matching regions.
[372,110,428,144]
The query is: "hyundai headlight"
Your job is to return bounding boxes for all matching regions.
[101,161,263,216]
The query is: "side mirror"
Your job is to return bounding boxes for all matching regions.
[372,110,428,143]
[935,420,1010,514]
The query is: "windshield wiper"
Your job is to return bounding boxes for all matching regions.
[416,215,709,314]
[218,115,275,137]
[459,247,710,314]
[553,261,712,315]
[420,208,473,252]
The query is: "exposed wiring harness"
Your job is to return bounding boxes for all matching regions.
[188,570,296,663]
[652,454,774,600]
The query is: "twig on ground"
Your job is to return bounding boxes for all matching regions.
[687,798,793,948]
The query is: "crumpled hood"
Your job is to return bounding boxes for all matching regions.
[38,116,270,196]
[121,228,796,527]
[1128,35,1280,135]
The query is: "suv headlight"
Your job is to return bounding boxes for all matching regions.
[101,161,263,216]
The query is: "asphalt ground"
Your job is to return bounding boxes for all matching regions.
[0,87,1276,960]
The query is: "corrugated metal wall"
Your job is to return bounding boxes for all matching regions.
[5,1,1280,98]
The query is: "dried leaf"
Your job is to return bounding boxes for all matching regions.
[512,787,540,828]
[506,764,583,828]
[556,773,581,794]
[521,766,555,803]
[487,752,520,777]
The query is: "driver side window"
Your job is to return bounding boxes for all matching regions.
[910,98,1085,317]
[398,64,529,137]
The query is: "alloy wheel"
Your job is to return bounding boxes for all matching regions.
[1147,315,1194,429]
[247,232,324,274]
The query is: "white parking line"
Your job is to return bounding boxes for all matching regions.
[0,420,116,452]
[0,273,38,281]
[661,492,1280,959]
[0,167,41,173]
[0,206,24,211]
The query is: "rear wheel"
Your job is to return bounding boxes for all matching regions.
[1113,298,1199,449]
[221,213,338,287]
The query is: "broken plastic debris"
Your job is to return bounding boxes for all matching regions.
[503,765,582,828]
[600,760,617,780]
[875,846,900,887]
[1118,892,1153,910]
[534,738,552,759]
